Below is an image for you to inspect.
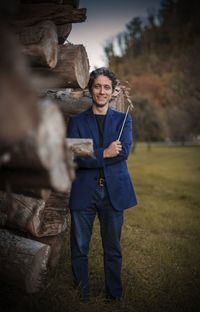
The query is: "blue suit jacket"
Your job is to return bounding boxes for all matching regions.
[67,107,137,211]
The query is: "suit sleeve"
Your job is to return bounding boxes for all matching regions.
[67,116,104,168]
[104,113,133,166]
[67,113,133,169]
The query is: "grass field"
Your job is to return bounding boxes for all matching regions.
[1,144,200,312]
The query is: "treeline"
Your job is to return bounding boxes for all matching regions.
[104,0,200,143]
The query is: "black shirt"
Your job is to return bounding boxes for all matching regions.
[95,114,106,178]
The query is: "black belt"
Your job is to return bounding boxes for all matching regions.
[98,177,105,187]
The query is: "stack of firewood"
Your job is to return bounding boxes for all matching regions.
[0,0,93,294]
[0,137,93,293]
[0,0,126,293]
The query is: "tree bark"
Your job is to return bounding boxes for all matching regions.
[0,229,50,293]
[18,21,58,68]
[12,4,86,28]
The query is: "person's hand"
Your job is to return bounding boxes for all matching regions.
[103,140,122,158]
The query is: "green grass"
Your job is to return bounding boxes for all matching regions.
[1,144,200,312]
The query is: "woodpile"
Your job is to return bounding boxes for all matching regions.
[0,0,126,294]
[0,0,92,293]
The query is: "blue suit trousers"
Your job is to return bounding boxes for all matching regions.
[70,184,124,299]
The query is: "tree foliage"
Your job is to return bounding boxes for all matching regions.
[104,0,200,142]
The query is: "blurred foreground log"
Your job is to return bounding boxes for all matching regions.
[0,99,72,192]
[0,26,39,143]
[18,21,58,68]
[0,229,50,293]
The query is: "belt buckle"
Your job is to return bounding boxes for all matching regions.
[99,178,105,187]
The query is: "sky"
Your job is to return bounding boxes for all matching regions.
[68,0,161,70]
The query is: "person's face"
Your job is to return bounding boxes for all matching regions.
[91,75,113,107]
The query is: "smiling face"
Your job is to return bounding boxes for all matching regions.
[91,75,113,108]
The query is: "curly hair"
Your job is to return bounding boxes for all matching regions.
[88,67,117,93]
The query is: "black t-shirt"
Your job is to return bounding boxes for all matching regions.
[95,114,106,146]
[95,114,106,178]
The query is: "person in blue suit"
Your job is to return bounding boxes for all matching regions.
[67,67,137,301]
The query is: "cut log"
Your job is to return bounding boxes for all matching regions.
[0,190,46,235]
[0,99,72,192]
[37,44,90,89]
[54,44,90,89]
[46,89,92,117]
[48,92,91,117]
[0,26,39,143]
[12,4,86,28]
[66,138,94,157]
[36,233,65,268]
[0,190,70,237]
[18,21,58,68]
[110,85,126,112]
[57,23,72,44]
[0,229,50,293]
[39,191,70,236]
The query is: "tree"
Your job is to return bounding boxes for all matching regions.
[133,95,164,146]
